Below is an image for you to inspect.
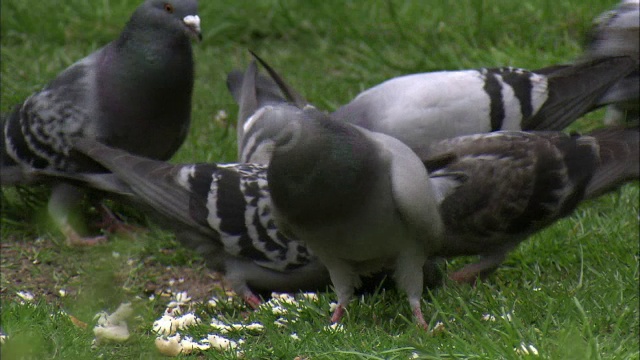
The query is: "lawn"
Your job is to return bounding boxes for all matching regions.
[1,0,638,359]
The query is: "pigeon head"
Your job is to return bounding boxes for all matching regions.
[268,111,381,227]
[128,0,201,43]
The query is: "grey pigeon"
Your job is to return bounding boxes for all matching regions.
[333,58,636,150]
[582,0,639,124]
[1,0,201,245]
[250,72,445,328]
[36,135,444,308]
[228,56,635,164]
[267,118,444,328]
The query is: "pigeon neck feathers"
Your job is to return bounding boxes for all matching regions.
[268,114,382,227]
[92,1,198,160]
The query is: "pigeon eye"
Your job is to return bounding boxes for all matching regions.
[164,3,174,13]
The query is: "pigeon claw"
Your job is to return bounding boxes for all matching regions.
[94,203,146,238]
[330,304,346,324]
[243,293,262,309]
[63,224,108,247]
[412,306,429,331]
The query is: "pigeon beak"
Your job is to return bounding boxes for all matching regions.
[183,15,202,41]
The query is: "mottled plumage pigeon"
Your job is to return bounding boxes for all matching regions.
[1,0,201,245]
[417,128,639,284]
[229,56,635,164]
[582,0,639,124]
[37,136,329,308]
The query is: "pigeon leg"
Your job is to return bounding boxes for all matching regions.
[448,252,507,285]
[49,183,107,246]
[325,260,358,324]
[395,251,429,330]
[93,202,145,237]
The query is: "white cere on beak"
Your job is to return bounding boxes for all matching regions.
[183,15,201,33]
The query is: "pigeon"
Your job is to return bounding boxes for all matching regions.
[32,135,329,308]
[228,56,636,164]
[33,135,446,310]
[582,0,639,124]
[416,127,639,284]
[242,64,446,328]
[1,0,201,246]
[266,118,445,329]
[334,57,636,150]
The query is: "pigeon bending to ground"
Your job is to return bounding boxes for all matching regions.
[246,67,446,328]
[582,0,639,124]
[417,127,639,284]
[1,0,201,246]
[266,114,444,329]
[332,57,636,151]
[36,136,329,308]
[227,56,635,164]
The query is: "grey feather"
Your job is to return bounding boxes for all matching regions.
[333,57,635,151]
[2,0,201,244]
[582,0,639,124]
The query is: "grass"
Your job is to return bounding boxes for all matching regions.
[1,0,638,359]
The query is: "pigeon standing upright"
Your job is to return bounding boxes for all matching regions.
[582,0,639,124]
[2,0,201,245]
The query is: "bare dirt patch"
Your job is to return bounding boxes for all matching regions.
[1,233,226,307]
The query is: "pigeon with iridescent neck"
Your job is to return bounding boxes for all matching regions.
[2,0,201,246]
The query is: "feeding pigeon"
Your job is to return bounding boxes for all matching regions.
[582,0,639,124]
[266,118,445,329]
[416,127,639,284]
[240,68,445,329]
[31,136,329,308]
[228,56,635,164]
[1,0,201,246]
